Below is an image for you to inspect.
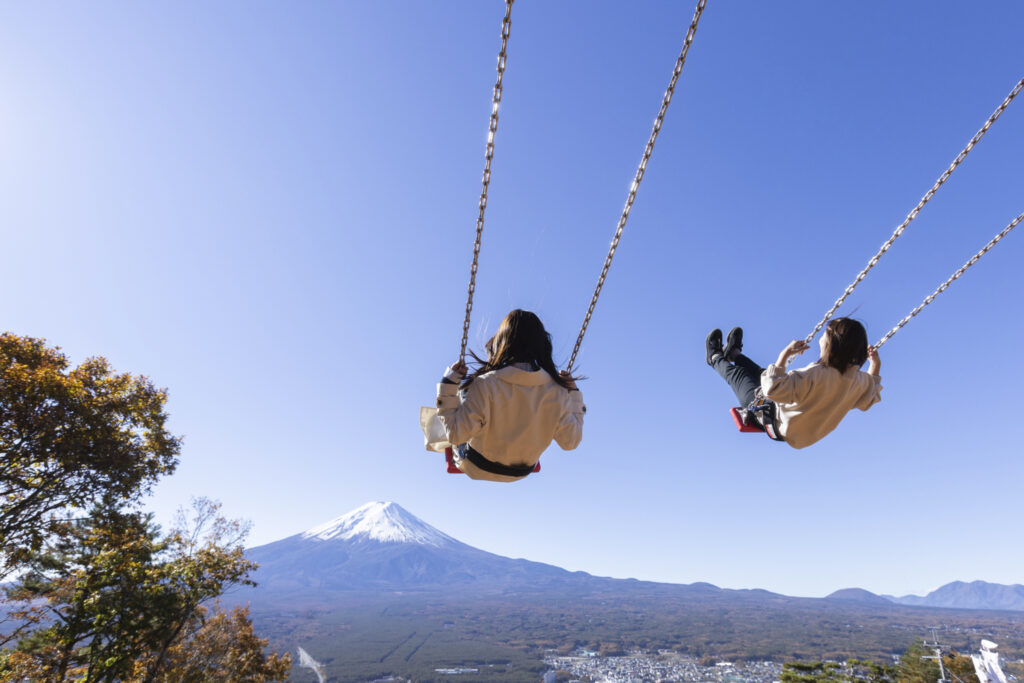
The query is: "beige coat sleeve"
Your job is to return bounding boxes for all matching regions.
[855,374,883,411]
[761,363,814,404]
[436,381,488,447]
[553,391,586,451]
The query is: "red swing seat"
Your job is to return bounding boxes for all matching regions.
[445,447,461,473]
[444,447,541,474]
[730,407,763,433]
[729,405,783,441]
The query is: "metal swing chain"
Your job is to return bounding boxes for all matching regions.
[873,211,1024,349]
[566,0,708,372]
[802,75,1024,348]
[460,0,514,363]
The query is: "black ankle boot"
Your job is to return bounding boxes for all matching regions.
[724,327,743,362]
[706,329,724,366]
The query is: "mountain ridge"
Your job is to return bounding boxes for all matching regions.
[825,588,893,605]
[883,580,1024,611]
[245,501,1023,612]
[238,502,1024,681]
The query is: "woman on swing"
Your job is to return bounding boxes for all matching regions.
[706,318,882,448]
[436,309,585,482]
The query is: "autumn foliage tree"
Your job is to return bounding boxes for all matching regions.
[895,639,979,683]
[131,604,291,682]
[942,650,981,683]
[0,333,180,577]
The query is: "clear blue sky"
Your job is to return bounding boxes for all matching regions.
[2,2,1022,598]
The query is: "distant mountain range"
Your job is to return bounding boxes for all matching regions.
[825,582,1024,612]
[246,501,1023,612]
[883,582,1024,611]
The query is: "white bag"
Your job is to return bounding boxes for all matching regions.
[419,406,450,453]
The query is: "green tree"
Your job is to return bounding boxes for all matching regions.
[782,659,896,683]
[5,509,170,680]
[848,659,898,683]
[1,499,286,682]
[897,640,941,683]
[781,661,845,683]
[0,334,180,577]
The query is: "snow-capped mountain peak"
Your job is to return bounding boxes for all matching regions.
[300,501,457,547]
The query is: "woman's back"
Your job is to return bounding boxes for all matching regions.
[762,362,881,449]
[445,366,584,469]
[433,309,585,481]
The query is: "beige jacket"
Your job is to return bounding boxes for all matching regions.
[436,366,585,482]
[761,362,881,449]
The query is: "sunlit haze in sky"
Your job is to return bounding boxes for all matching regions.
[2,2,1022,598]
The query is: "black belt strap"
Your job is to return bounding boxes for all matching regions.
[464,445,534,478]
[748,390,785,442]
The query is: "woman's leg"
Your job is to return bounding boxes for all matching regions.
[711,354,763,407]
[733,353,764,377]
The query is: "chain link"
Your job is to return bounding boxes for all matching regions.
[873,211,1024,349]
[802,76,1024,348]
[566,0,708,372]
[460,0,513,363]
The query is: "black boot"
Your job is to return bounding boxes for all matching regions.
[706,329,724,366]
[724,327,743,362]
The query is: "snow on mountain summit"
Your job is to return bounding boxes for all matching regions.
[300,501,458,547]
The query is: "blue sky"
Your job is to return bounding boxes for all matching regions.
[2,2,1022,598]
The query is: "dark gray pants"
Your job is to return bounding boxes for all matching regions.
[711,354,764,407]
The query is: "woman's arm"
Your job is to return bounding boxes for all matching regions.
[436,361,487,446]
[554,375,585,450]
[762,340,814,404]
[856,346,882,411]
[866,345,880,376]
[775,339,809,367]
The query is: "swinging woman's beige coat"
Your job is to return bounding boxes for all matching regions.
[761,362,881,449]
[436,366,585,482]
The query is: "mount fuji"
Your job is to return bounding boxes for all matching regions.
[245,501,599,597]
[298,501,458,547]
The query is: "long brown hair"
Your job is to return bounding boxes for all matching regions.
[462,309,577,390]
[820,317,869,371]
